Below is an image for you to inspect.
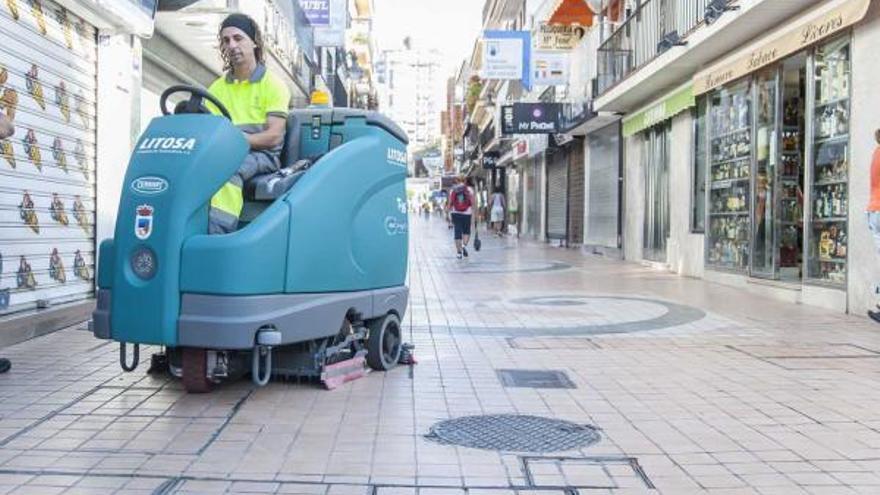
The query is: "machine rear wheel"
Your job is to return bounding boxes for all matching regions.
[366,313,402,371]
[181,348,213,393]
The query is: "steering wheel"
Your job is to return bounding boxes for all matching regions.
[159,85,232,120]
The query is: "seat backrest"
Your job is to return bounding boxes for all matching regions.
[280,114,302,169]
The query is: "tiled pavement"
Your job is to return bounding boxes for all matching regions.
[2,216,880,494]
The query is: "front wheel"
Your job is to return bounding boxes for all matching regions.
[181,348,213,393]
[366,313,402,371]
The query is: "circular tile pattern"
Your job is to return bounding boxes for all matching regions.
[413,296,707,337]
[446,260,571,274]
[510,295,590,306]
[426,414,601,452]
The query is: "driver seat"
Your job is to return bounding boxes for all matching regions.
[239,115,310,223]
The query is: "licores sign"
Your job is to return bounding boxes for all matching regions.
[693,0,870,95]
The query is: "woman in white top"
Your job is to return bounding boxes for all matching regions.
[490,191,505,237]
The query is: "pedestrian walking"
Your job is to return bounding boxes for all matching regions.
[490,190,506,237]
[0,111,13,375]
[866,129,880,323]
[447,176,475,259]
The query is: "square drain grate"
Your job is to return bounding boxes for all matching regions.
[522,456,655,490]
[497,369,576,389]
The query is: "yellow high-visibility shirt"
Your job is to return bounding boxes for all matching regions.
[207,64,290,133]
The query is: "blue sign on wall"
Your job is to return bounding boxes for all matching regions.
[483,30,532,91]
[300,0,331,26]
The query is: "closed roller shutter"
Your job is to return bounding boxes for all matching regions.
[546,149,568,240]
[0,0,97,315]
[586,123,620,248]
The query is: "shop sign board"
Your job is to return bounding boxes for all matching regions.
[535,23,586,51]
[299,0,330,26]
[483,31,532,89]
[694,0,870,95]
[501,103,563,135]
[623,85,694,137]
[533,51,569,86]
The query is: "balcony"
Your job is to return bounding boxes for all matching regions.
[596,0,714,96]
[594,0,825,113]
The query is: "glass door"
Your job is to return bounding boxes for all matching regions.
[807,36,850,286]
[751,69,779,277]
[778,54,808,281]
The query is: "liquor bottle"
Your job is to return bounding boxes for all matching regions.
[824,189,834,218]
[832,188,841,217]
[728,102,736,131]
[816,194,824,219]
[837,229,847,258]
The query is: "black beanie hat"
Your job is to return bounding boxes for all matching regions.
[221,13,257,42]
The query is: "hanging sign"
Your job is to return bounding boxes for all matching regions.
[533,51,569,86]
[482,152,500,169]
[501,103,563,135]
[483,31,532,89]
[299,0,330,26]
[313,0,346,47]
[535,23,586,51]
[512,139,529,160]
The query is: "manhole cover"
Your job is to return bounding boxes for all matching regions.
[426,414,600,452]
[497,369,576,389]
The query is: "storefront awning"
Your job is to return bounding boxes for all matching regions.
[622,84,694,137]
[545,0,622,26]
[547,0,596,27]
[693,0,871,95]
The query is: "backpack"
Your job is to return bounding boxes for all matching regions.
[451,186,472,212]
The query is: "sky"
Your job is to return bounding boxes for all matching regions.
[372,0,485,77]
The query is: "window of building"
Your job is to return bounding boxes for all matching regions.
[691,95,707,233]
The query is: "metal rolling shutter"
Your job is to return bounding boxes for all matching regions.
[568,139,584,245]
[0,0,97,315]
[546,149,568,240]
[586,123,620,248]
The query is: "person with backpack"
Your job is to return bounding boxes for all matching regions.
[447,176,475,259]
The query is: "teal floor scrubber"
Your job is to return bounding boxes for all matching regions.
[91,86,410,392]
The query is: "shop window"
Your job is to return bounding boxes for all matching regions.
[706,81,751,271]
[807,36,850,286]
[691,96,707,233]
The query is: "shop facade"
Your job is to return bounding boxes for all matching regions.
[617,0,879,313]
[0,0,147,338]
